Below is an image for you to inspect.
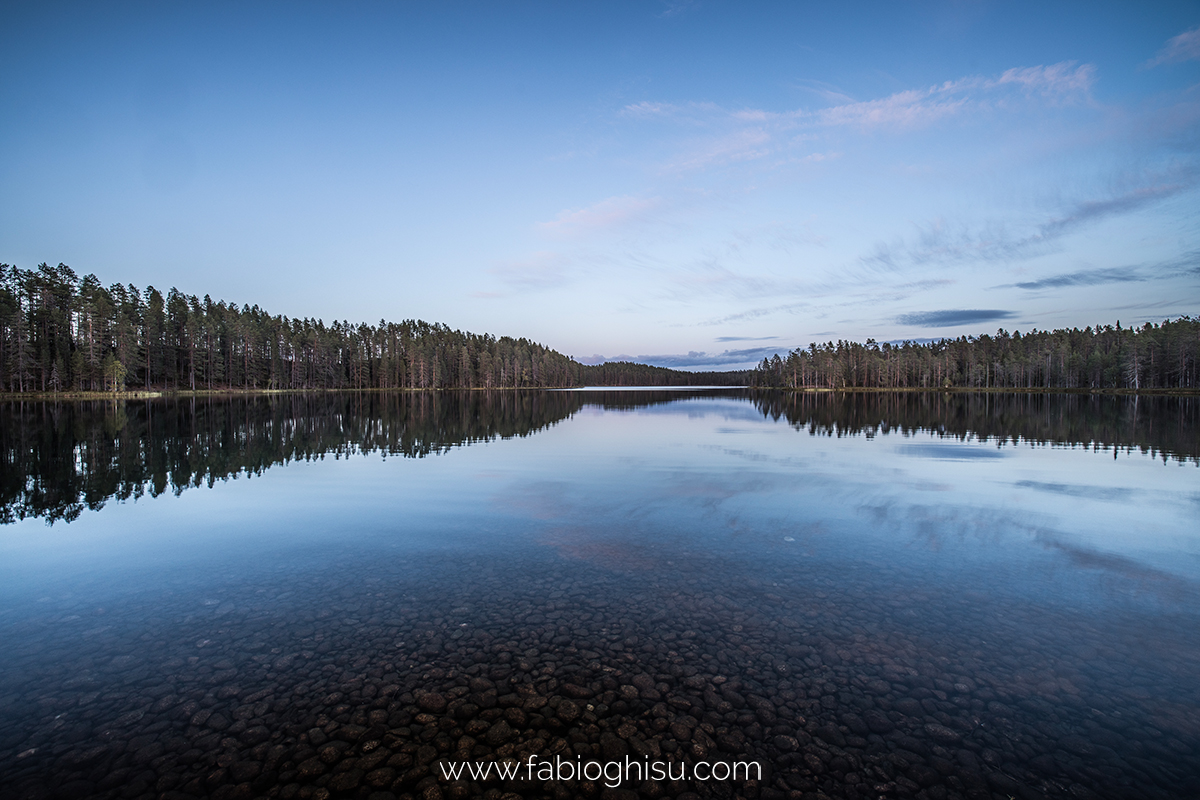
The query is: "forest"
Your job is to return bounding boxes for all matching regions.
[0,263,743,393]
[751,317,1200,391]
[3,262,1195,394]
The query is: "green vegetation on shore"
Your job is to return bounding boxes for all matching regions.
[3,262,1195,397]
[0,263,744,393]
[751,317,1199,391]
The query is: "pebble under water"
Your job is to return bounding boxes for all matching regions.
[1,391,1198,800]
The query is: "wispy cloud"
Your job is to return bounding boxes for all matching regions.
[989,62,1097,98]
[620,100,686,119]
[990,246,1200,294]
[624,61,1096,172]
[1008,266,1144,291]
[490,251,570,290]
[658,0,696,19]
[536,195,662,238]
[860,177,1196,275]
[715,335,778,342]
[1147,25,1200,67]
[895,309,1016,327]
[698,302,810,326]
[666,264,808,301]
[664,128,775,172]
[860,219,1029,271]
[813,86,970,130]
[793,78,855,106]
[1038,181,1189,238]
[817,63,1094,130]
[655,223,833,303]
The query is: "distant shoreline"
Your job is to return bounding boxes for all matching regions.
[2,385,1197,401]
[773,386,1200,396]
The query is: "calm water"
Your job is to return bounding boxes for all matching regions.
[1,390,1198,800]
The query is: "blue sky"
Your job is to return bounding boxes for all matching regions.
[2,2,1198,370]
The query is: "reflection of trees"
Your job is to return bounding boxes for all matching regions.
[5,389,1196,525]
[751,390,1200,464]
[0,392,587,525]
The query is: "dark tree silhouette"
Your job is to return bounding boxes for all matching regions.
[0,264,746,392]
[751,321,1200,391]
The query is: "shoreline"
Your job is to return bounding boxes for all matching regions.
[770,385,1200,396]
[1,385,1197,401]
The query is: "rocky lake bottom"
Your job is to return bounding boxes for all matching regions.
[1,391,1197,800]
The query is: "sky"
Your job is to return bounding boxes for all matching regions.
[1,2,1199,371]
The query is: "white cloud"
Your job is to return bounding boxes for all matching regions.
[668,128,773,171]
[814,87,970,130]
[490,251,571,290]
[1148,26,1200,67]
[620,101,681,118]
[856,176,1196,275]
[989,62,1096,97]
[813,62,1094,130]
[623,62,1097,173]
[536,196,662,238]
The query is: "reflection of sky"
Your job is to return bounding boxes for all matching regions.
[2,397,1196,611]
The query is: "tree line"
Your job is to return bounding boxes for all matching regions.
[752,318,1200,391]
[5,262,1193,394]
[0,263,743,394]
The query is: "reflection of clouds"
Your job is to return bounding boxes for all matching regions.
[898,443,1007,460]
[658,468,795,522]
[858,490,1200,602]
[908,481,953,492]
[714,426,763,436]
[1033,533,1195,602]
[870,502,1014,553]
[1014,480,1134,502]
[490,403,1198,605]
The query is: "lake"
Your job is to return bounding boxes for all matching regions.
[1,390,1198,800]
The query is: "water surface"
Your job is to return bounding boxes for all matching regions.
[2,390,1198,800]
